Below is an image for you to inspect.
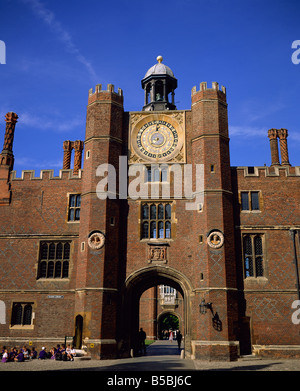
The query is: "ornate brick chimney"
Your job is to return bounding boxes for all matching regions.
[268,129,280,166]
[0,112,18,170]
[277,128,290,166]
[0,112,18,205]
[63,140,73,170]
[62,139,84,174]
[73,140,84,175]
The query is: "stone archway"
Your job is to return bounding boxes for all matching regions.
[118,265,193,358]
[157,310,183,340]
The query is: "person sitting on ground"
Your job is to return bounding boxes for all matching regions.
[55,344,63,360]
[50,347,56,359]
[0,346,6,359]
[30,347,37,359]
[38,347,47,360]
[22,345,30,360]
[9,347,17,362]
[14,349,24,362]
[66,345,74,361]
[70,346,76,359]
[1,349,8,363]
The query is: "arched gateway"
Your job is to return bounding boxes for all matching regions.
[119,265,193,358]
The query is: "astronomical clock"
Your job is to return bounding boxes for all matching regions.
[129,112,186,164]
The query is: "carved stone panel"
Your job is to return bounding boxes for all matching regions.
[147,243,168,263]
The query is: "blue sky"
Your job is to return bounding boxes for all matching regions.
[0,0,299,176]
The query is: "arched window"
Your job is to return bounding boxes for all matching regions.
[56,243,63,259]
[49,243,55,259]
[150,204,156,220]
[55,261,62,278]
[47,261,54,278]
[161,167,168,182]
[64,242,70,259]
[40,243,48,259]
[142,222,149,239]
[142,204,149,220]
[62,261,69,278]
[158,204,164,219]
[165,204,171,220]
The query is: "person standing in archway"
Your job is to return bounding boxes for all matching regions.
[169,330,174,342]
[138,328,147,355]
[177,330,182,349]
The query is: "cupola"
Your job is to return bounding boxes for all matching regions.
[141,56,177,111]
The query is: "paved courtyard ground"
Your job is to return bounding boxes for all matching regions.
[1,340,300,372]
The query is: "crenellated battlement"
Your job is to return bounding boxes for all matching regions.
[10,169,83,181]
[88,83,123,97]
[232,165,300,177]
[191,81,226,96]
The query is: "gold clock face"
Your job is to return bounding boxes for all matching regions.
[136,120,179,159]
[130,113,185,163]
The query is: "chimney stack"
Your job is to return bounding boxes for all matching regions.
[62,139,84,174]
[73,140,84,175]
[0,112,18,205]
[63,140,73,170]
[277,128,290,166]
[268,129,280,166]
[0,112,18,170]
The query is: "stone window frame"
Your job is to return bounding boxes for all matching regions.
[239,190,263,212]
[67,193,81,222]
[37,241,71,280]
[10,302,35,330]
[144,165,169,183]
[242,233,265,279]
[140,201,174,241]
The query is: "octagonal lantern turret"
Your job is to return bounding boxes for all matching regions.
[141,56,177,111]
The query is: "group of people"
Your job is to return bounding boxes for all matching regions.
[1,345,36,362]
[1,344,76,363]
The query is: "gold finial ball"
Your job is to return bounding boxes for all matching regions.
[157,55,163,63]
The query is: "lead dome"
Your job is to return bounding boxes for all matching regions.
[144,56,175,79]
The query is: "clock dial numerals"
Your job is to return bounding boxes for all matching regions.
[136,120,178,159]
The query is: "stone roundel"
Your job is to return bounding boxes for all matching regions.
[207,231,224,249]
[88,231,105,250]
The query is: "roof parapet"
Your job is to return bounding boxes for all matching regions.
[191,82,226,96]
[88,84,123,97]
[10,169,83,181]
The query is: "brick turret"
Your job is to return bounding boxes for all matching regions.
[76,84,124,359]
[190,82,238,360]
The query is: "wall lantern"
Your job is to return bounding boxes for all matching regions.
[199,299,213,314]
